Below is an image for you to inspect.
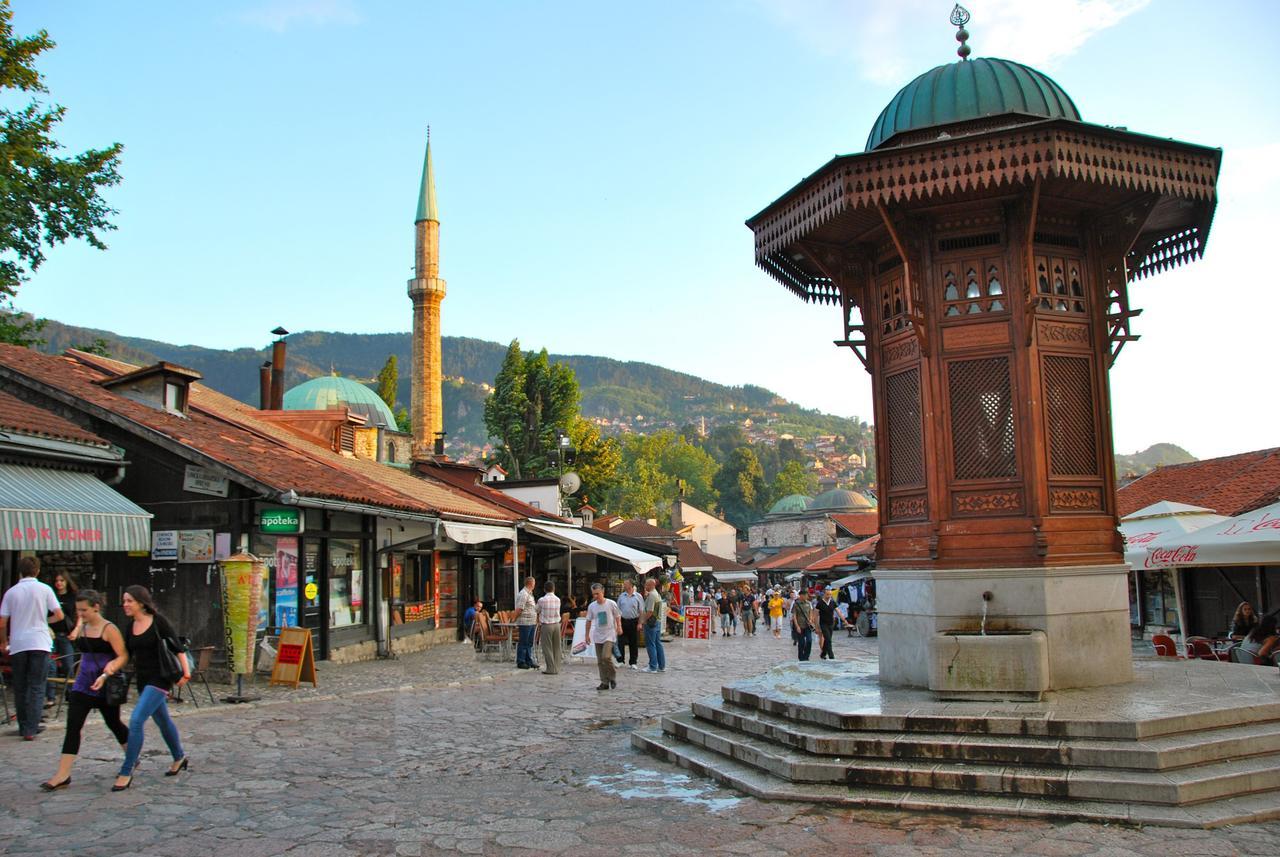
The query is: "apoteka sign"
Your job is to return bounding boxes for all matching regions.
[259,508,303,534]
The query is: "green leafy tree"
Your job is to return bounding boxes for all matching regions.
[609,431,720,523]
[768,460,819,507]
[713,446,766,530]
[483,340,581,479]
[568,416,621,507]
[375,355,398,410]
[0,5,123,345]
[394,407,410,434]
[73,336,111,357]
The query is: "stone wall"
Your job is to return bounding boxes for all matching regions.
[748,516,835,549]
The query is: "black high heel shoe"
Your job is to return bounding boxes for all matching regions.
[110,776,132,792]
[165,757,189,777]
[39,777,70,792]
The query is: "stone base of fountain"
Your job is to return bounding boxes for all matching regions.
[928,629,1049,701]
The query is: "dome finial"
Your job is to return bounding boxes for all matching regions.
[951,3,972,60]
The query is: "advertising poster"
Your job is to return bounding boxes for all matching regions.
[684,605,713,640]
[220,553,264,675]
[274,537,299,629]
[178,529,214,563]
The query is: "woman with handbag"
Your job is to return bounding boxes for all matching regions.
[113,585,190,792]
[39,589,130,791]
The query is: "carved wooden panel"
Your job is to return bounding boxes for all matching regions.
[948,357,1017,481]
[952,490,1024,516]
[882,334,919,369]
[942,321,1010,352]
[889,494,927,521]
[884,368,924,488]
[1033,254,1088,316]
[1050,487,1103,512]
[878,271,910,336]
[938,256,1007,319]
[1037,320,1091,349]
[1043,355,1099,477]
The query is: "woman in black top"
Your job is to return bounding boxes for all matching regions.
[40,590,129,791]
[44,572,79,706]
[113,585,190,792]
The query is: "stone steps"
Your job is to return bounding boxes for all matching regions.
[632,727,1280,829]
[662,710,1280,805]
[693,696,1280,771]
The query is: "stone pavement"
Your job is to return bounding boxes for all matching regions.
[0,630,1278,856]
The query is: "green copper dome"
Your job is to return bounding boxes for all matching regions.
[283,376,398,429]
[865,57,1080,152]
[811,488,876,511]
[767,494,814,516]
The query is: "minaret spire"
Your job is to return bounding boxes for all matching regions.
[408,130,446,459]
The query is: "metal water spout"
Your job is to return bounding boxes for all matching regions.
[980,591,993,635]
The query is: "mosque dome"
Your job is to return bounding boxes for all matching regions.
[283,376,398,429]
[811,488,876,511]
[865,57,1080,152]
[767,494,814,516]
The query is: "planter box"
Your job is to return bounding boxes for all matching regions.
[928,630,1050,701]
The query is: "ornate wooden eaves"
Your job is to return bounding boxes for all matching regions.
[796,240,872,371]
[749,120,1220,304]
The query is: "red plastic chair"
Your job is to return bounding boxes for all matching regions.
[1152,634,1181,657]
[1184,637,1218,661]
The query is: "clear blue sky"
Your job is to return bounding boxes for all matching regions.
[10,0,1279,459]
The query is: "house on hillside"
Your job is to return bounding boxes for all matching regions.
[670,499,736,561]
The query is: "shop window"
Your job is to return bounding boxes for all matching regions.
[390,553,435,625]
[328,539,365,628]
[1141,569,1178,630]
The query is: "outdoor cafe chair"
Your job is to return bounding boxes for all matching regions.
[45,652,79,719]
[1151,634,1181,658]
[1184,637,1221,661]
[1228,645,1268,666]
[176,646,217,707]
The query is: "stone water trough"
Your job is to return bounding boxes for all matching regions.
[927,629,1049,702]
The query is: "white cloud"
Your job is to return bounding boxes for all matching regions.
[756,0,1150,85]
[238,0,362,32]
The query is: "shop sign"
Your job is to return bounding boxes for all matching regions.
[260,508,303,534]
[152,530,178,561]
[178,529,214,563]
[182,465,229,498]
[684,605,713,641]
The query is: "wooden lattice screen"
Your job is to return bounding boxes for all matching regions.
[948,357,1017,480]
[884,368,924,488]
[1043,355,1098,477]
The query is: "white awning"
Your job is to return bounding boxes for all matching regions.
[525,522,663,575]
[1142,501,1280,568]
[712,570,758,584]
[442,521,516,545]
[1119,503,1227,567]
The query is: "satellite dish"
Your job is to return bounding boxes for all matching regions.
[559,472,582,495]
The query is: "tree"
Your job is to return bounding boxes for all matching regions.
[568,416,621,507]
[0,5,123,345]
[375,355,398,410]
[713,446,766,530]
[73,336,111,357]
[768,460,819,507]
[483,340,581,479]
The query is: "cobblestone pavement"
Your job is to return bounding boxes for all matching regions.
[2,630,1278,856]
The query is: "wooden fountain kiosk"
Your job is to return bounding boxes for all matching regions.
[747,11,1220,692]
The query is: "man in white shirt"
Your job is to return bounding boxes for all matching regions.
[0,557,64,739]
[535,580,562,675]
[585,583,622,691]
[513,576,538,670]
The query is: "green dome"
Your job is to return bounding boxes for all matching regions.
[767,494,814,516]
[283,376,398,429]
[811,488,875,511]
[866,57,1080,152]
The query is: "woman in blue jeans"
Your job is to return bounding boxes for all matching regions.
[113,585,190,792]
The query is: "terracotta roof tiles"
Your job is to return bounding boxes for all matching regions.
[0,388,109,447]
[1117,448,1280,519]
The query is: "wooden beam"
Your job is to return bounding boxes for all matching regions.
[1023,175,1041,346]
[876,202,929,356]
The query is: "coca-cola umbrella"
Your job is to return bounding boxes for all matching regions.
[1120,501,1228,568]
[1142,501,1280,568]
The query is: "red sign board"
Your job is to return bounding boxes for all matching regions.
[276,643,303,665]
[684,605,713,641]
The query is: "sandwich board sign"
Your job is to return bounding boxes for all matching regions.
[269,627,318,689]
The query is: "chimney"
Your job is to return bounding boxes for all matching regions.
[258,362,272,410]
[433,431,447,457]
[269,326,288,410]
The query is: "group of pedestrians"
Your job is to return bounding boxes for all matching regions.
[0,557,193,792]
[690,582,843,663]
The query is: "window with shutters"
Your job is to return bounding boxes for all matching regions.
[884,368,924,488]
[1043,355,1098,477]
[1034,254,1087,315]
[940,257,1006,318]
[948,357,1017,480]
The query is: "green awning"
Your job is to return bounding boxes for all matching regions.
[0,464,152,552]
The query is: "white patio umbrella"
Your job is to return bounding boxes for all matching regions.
[1120,501,1228,568]
[1142,500,1280,568]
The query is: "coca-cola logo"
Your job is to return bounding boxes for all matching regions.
[1146,545,1197,568]
[1126,531,1159,546]
[1252,514,1280,532]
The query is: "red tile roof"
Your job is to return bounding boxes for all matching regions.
[755,544,837,571]
[414,459,561,522]
[0,388,109,447]
[674,539,749,572]
[603,519,680,540]
[831,512,879,538]
[1117,448,1280,518]
[0,347,517,522]
[804,536,879,572]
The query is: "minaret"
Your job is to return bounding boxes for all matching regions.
[408,132,446,458]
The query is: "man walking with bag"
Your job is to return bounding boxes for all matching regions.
[0,557,65,740]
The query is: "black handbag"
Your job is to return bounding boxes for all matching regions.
[157,635,184,683]
[102,672,128,706]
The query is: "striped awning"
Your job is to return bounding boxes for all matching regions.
[0,464,152,552]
